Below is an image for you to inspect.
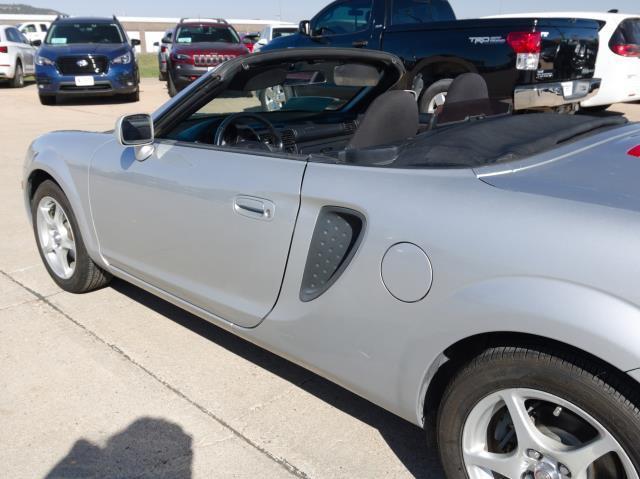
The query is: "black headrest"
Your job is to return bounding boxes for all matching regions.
[445,73,488,104]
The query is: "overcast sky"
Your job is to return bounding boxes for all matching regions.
[42,0,639,21]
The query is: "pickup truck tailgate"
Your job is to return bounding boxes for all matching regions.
[534,18,599,82]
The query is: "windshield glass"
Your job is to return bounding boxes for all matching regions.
[176,25,239,44]
[45,22,124,44]
[191,60,382,117]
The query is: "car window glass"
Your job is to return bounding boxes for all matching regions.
[7,28,21,42]
[175,25,239,44]
[272,28,297,39]
[313,0,373,36]
[22,24,36,33]
[613,18,640,44]
[20,32,30,44]
[391,0,456,25]
[40,24,49,32]
[45,23,124,44]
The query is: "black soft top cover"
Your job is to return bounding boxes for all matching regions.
[394,114,628,168]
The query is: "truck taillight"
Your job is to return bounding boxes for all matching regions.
[161,45,167,53]
[507,32,542,71]
[0,46,7,54]
[611,44,640,57]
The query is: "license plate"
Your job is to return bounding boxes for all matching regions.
[75,76,95,87]
[561,82,574,97]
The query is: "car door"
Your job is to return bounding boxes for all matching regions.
[306,0,376,49]
[89,140,306,329]
[18,31,35,72]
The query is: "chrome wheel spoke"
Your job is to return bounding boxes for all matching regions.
[500,389,549,451]
[463,449,524,478]
[557,433,628,477]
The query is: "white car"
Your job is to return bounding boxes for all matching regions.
[18,21,50,44]
[488,12,640,110]
[253,22,298,52]
[0,24,36,88]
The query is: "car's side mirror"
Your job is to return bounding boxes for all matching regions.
[131,38,141,47]
[31,39,42,47]
[161,36,171,44]
[257,38,268,46]
[116,114,155,161]
[153,41,159,47]
[299,20,311,36]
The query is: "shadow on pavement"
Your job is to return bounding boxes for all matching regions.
[44,417,192,479]
[111,279,445,479]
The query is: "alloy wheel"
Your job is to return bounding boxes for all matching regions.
[462,388,638,479]
[36,196,77,280]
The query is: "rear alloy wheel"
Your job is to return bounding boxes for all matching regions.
[32,180,112,293]
[438,347,640,479]
[10,62,24,88]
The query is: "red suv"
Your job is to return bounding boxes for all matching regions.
[165,18,249,97]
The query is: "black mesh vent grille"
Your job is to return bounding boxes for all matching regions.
[281,129,297,153]
[300,207,365,302]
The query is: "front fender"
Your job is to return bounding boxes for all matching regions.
[24,131,113,267]
[417,276,640,423]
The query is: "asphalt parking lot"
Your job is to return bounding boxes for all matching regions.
[1,79,639,479]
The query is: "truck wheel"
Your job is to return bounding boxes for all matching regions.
[419,79,453,114]
[437,346,640,479]
[39,94,56,106]
[10,62,24,88]
[167,73,178,97]
[31,180,112,293]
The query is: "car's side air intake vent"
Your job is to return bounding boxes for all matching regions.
[300,207,365,302]
[281,129,297,153]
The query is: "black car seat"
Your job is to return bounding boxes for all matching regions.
[347,90,419,150]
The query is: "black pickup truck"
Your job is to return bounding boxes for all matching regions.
[262,0,602,113]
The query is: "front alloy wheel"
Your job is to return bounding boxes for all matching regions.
[36,196,76,279]
[32,180,112,293]
[438,346,640,479]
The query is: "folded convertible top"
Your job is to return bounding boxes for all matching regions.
[394,113,628,168]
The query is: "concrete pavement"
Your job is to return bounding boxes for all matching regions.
[1,79,638,479]
[0,79,442,478]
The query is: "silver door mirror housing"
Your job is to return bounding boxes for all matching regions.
[116,114,155,161]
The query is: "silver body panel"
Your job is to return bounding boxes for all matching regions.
[23,59,640,427]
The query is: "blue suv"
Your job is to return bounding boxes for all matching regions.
[35,16,140,105]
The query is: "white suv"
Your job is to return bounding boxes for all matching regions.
[0,25,36,88]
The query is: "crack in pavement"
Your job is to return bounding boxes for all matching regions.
[0,269,310,479]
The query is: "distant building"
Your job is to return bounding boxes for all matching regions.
[0,14,287,53]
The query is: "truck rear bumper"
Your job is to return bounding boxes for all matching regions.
[514,79,601,110]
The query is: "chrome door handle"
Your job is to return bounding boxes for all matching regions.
[234,196,275,221]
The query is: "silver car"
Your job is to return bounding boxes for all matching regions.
[23,48,640,478]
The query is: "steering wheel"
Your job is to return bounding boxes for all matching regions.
[214,113,283,151]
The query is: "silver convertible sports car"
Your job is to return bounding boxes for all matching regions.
[23,48,640,478]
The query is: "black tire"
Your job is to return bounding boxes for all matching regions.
[159,71,167,81]
[31,180,112,293]
[582,104,612,113]
[438,346,640,478]
[419,78,453,114]
[10,61,24,88]
[39,94,56,106]
[167,72,178,97]
[123,89,140,102]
